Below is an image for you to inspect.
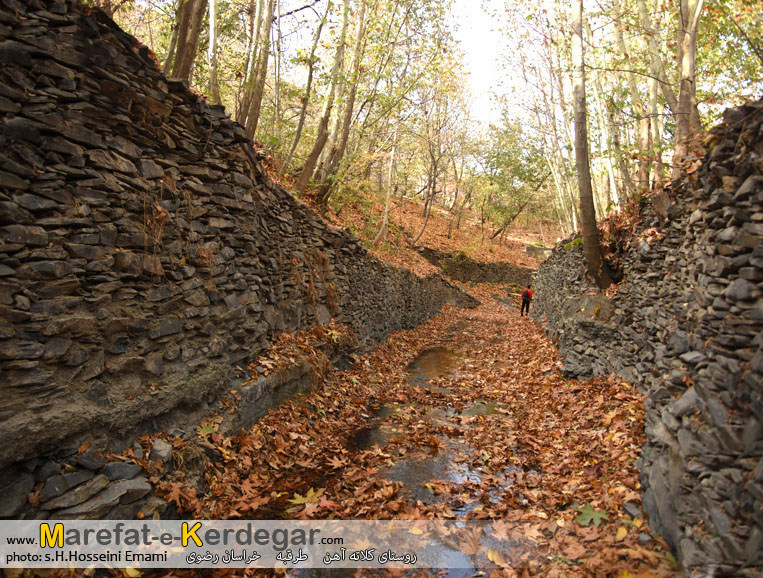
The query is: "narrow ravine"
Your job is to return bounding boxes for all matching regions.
[157,283,678,576]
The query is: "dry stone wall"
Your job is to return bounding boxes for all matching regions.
[533,100,763,576]
[0,0,475,492]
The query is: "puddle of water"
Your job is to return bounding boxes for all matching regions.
[406,348,461,385]
[349,425,393,450]
[384,440,481,503]
[461,401,499,416]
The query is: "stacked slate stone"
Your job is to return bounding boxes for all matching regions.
[533,99,763,576]
[0,0,477,512]
[0,445,161,520]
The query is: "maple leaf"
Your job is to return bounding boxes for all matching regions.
[297,502,320,518]
[318,494,338,510]
[328,455,347,469]
[575,503,609,527]
[288,487,324,506]
[523,524,544,542]
[164,482,186,506]
[456,528,483,556]
[561,539,587,560]
[491,520,514,542]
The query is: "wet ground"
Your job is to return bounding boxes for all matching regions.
[172,285,673,576]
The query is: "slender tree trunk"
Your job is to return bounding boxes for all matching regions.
[490,174,549,239]
[639,117,652,191]
[572,0,611,289]
[278,1,328,178]
[163,1,181,76]
[245,0,277,139]
[611,107,637,198]
[590,57,620,207]
[273,0,282,139]
[237,0,263,122]
[172,0,207,80]
[296,0,350,194]
[673,0,704,178]
[208,0,221,104]
[319,0,369,204]
[609,3,651,192]
[448,155,461,212]
[411,165,435,246]
[457,190,471,230]
[637,0,679,115]
[649,74,664,189]
[373,122,399,248]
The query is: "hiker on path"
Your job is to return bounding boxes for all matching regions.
[520,285,533,317]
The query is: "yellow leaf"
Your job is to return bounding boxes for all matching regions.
[408,527,423,535]
[556,518,565,527]
[488,548,508,566]
[634,517,643,528]
[615,526,628,542]
[125,569,142,578]
[618,572,633,578]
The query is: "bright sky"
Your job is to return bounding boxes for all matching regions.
[451,0,505,126]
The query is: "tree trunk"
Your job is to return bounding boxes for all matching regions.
[245,0,276,139]
[373,122,399,248]
[278,1,328,178]
[590,57,620,207]
[490,174,549,239]
[649,74,664,189]
[296,0,350,194]
[172,0,207,81]
[318,0,369,204]
[637,0,679,115]
[411,166,435,247]
[609,3,651,192]
[572,0,611,289]
[163,2,181,76]
[208,0,221,104]
[673,0,704,179]
[273,0,282,138]
[237,0,263,123]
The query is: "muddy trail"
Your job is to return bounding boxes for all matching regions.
[154,284,678,577]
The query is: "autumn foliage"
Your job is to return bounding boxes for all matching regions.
[127,280,679,577]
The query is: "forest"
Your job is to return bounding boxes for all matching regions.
[105,0,762,245]
[1,0,762,575]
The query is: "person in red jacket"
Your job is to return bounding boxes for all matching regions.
[520,285,533,317]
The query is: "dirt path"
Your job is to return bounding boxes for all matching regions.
[158,284,678,577]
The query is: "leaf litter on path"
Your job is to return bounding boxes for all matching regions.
[149,282,678,577]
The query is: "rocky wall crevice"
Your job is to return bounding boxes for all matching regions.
[0,0,477,507]
[533,100,763,576]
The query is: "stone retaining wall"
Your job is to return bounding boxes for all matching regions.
[0,0,476,497]
[533,100,763,576]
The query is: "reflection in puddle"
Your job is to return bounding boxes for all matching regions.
[348,345,498,525]
[461,401,499,416]
[406,347,461,385]
[383,440,480,503]
[349,425,392,450]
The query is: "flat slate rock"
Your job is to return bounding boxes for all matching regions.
[0,472,34,517]
[55,477,151,519]
[102,461,141,481]
[41,474,109,510]
[39,469,94,502]
[76,449,106,470]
